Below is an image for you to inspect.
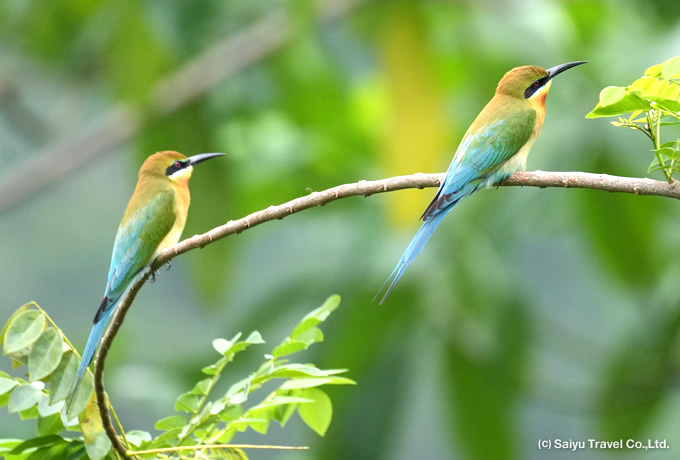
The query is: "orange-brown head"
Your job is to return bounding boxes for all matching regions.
[495,61,588,107]
[138,151,224,187]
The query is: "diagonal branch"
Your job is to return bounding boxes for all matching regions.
[93,169,680,455]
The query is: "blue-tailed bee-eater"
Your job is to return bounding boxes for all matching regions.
[379,61,587,303]
[68,151,224,407]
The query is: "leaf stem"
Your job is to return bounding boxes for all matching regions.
[647,110,672,182]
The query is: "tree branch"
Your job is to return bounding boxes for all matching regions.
[93,169,680,454]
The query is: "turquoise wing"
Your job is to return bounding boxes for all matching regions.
[104,190,176,305]
[421,109,536,220]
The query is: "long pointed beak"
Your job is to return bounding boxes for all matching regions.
[187,152,225,166]
[546,61,588,80]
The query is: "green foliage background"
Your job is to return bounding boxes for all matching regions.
[1,0,680,458]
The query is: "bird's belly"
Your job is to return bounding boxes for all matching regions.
[153,213,186,259]
[485,134,538,187]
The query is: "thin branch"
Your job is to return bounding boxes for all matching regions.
[93,169,680,454]
[502,170,680,197]
[0,0,370,214]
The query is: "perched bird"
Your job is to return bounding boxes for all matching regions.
[68,151,224,407]
[378,61,587,303]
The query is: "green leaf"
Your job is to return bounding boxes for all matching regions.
[648,157,666,174]
[0,302,35,346]
[37,412,64,436]
[227,417,267,434]
[654,147,680,160]
[586,92,650,119]
[249,395,313,411]
[225,377,251,403]
[213,331,264,357]
[0,439,23,454]
[8,383,42,413]
[645,63,663,77]
[279,376,356,390]
[216,428,237,444]
[275,397,299,427]
[28,328,64,381]
[598,86,626,107]
[271,363,327,378]
[83,431,111,460]
[19,403,40,420]
[192,378,212,396]
[218,405,244,423]
[272,340,309,358]
[155,414,187,431]
[297,388,332,436]
[49,350,78,404]
[145,427,183,449]
[8,434,64,455]
[662,56,680,80]
[212,333,242,355]
[175,392,200,413]
[274,321,328,358]
[630,75,680,111]
[124,430,152,447]
[3,310,46,355]
[271,363,350,379]
[0,376,18,396]
[37,392,62,417]
[291,295,340,338]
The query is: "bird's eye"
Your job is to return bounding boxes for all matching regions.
[174,161,181,168]
[533,80,540,87]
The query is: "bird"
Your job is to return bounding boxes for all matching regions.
[378,61,587,303]
[67,150,224,408]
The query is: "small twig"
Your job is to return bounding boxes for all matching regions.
[93,169,680,454]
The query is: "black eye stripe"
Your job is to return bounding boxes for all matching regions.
[166,160,188,176]
[524,76,549,98]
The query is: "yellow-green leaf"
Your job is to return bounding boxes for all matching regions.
[0,302,36,346]
[8,383,42,413]
[297,387,332,436]
[3,310,46,355]
[49,350,78,404]
[0,375,18,396]
[83,431,111,460]
[599,86,626,107]
[662,56,680,80]
[28,329,64,381]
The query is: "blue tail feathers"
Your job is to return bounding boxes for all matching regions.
[67,296,118,409]
[377,210,449,304]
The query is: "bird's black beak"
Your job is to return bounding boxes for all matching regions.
[546,61,588,80]
[187,152,226,166]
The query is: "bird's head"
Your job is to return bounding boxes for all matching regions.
[496,61,588,104]
[140,151,225,184]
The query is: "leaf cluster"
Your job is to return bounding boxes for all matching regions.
[587,56,680,182]
[0,296,353,459]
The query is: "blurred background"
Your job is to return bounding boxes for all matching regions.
[2,0,680,458]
